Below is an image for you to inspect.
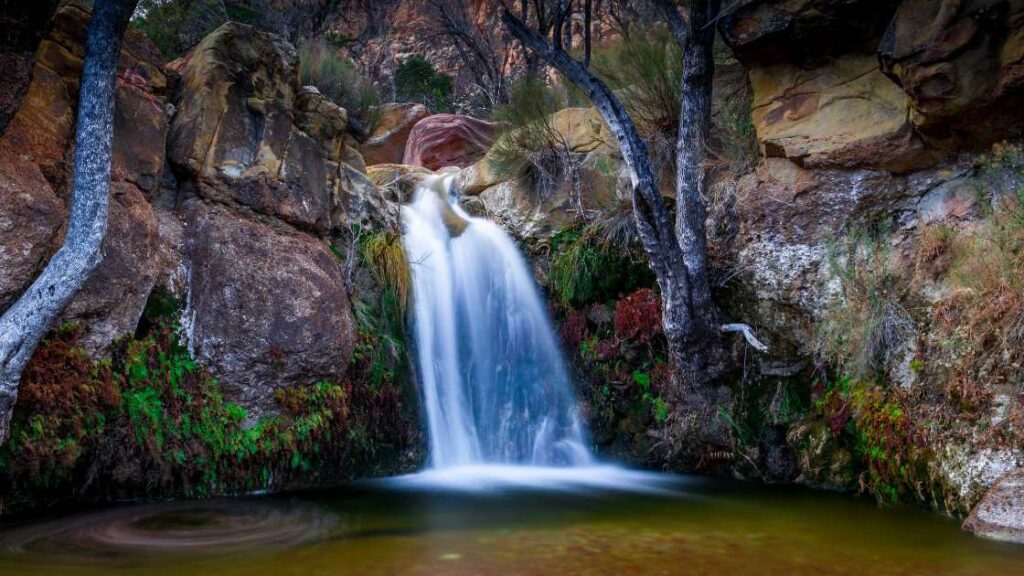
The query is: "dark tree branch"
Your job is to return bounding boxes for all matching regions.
[500,5,707,376]
[0,0,138,442]
[650,0,689,45]
[674,0,720,332]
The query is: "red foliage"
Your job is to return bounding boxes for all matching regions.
[561,310,587,348]
[614,288,662,343]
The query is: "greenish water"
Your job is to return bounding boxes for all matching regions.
[0,472,1021,575]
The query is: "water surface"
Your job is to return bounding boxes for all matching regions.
[0,470,1021,575]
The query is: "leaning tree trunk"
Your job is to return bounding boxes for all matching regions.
[0,0,138,442]
[500,8,705,390]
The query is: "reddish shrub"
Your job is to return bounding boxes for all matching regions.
[614,288,662,343]
[561,310,587,348]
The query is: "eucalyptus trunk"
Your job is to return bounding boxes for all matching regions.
[0,0,139,442]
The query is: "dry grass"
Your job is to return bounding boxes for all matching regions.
[817,231,917,380]
[361,232,411,317]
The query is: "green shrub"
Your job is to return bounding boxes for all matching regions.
[491,76,577,200]
[590,28,681,138]
[133,0,227,60]
[549,227,654,307]
[299,39,380,133]
[395,55,454,113]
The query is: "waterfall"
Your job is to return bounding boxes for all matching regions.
[401,173,592,469]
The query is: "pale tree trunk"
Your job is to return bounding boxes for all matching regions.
[0,0,138,442]
[500,7,702,385]
[502,1,742,460]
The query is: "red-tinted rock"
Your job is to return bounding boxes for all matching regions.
[403,114,499,170]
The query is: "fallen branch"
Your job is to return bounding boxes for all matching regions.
[721,323,769,353]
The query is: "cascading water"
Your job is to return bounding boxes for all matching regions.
[402,173,592,469]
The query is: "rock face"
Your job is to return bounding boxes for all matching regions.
[748,56,927,171]
[403,113,500,170]
[169,22,369,415]
[0,148,62,311]
[0,0,170,352]
[0,0,61,135]
[183,203,356,414]
[965,468,1024,543]
[360,102,429,166]
[880,0,1024,146]
[2,11,378,418]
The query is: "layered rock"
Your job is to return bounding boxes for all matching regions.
[403,113,500,170]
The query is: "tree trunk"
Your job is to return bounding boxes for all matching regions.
[674,0,721,338]
[500,7,701,384]
[0,0,138,443]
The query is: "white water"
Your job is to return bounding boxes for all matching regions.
[401,174,592,471]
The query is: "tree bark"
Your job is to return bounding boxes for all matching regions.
[674,0,721,338]
[0,0,138,443]
[500,6,703,387]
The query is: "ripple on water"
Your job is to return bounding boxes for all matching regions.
[0,498,339,560]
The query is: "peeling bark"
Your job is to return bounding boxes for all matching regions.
[0,0,139,442]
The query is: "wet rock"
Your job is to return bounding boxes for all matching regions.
[360,102,429,166]
[183,203,357,415]
[787,419,857,490]
[403,113,500,170]
[964,468,1024,543]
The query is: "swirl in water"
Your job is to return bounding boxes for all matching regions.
[0,499,338,559]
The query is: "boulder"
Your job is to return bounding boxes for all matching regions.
[879,0,1024,145]
[62,183,161,352]
[748,55,928,171]
[169,22,336,234]
[403,113,500,170]
[366,163,435,202]
[360,102,429,166]
[964,468,1024,543]
[183,203,357,415]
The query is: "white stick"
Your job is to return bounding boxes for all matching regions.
[721,323,769,353]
